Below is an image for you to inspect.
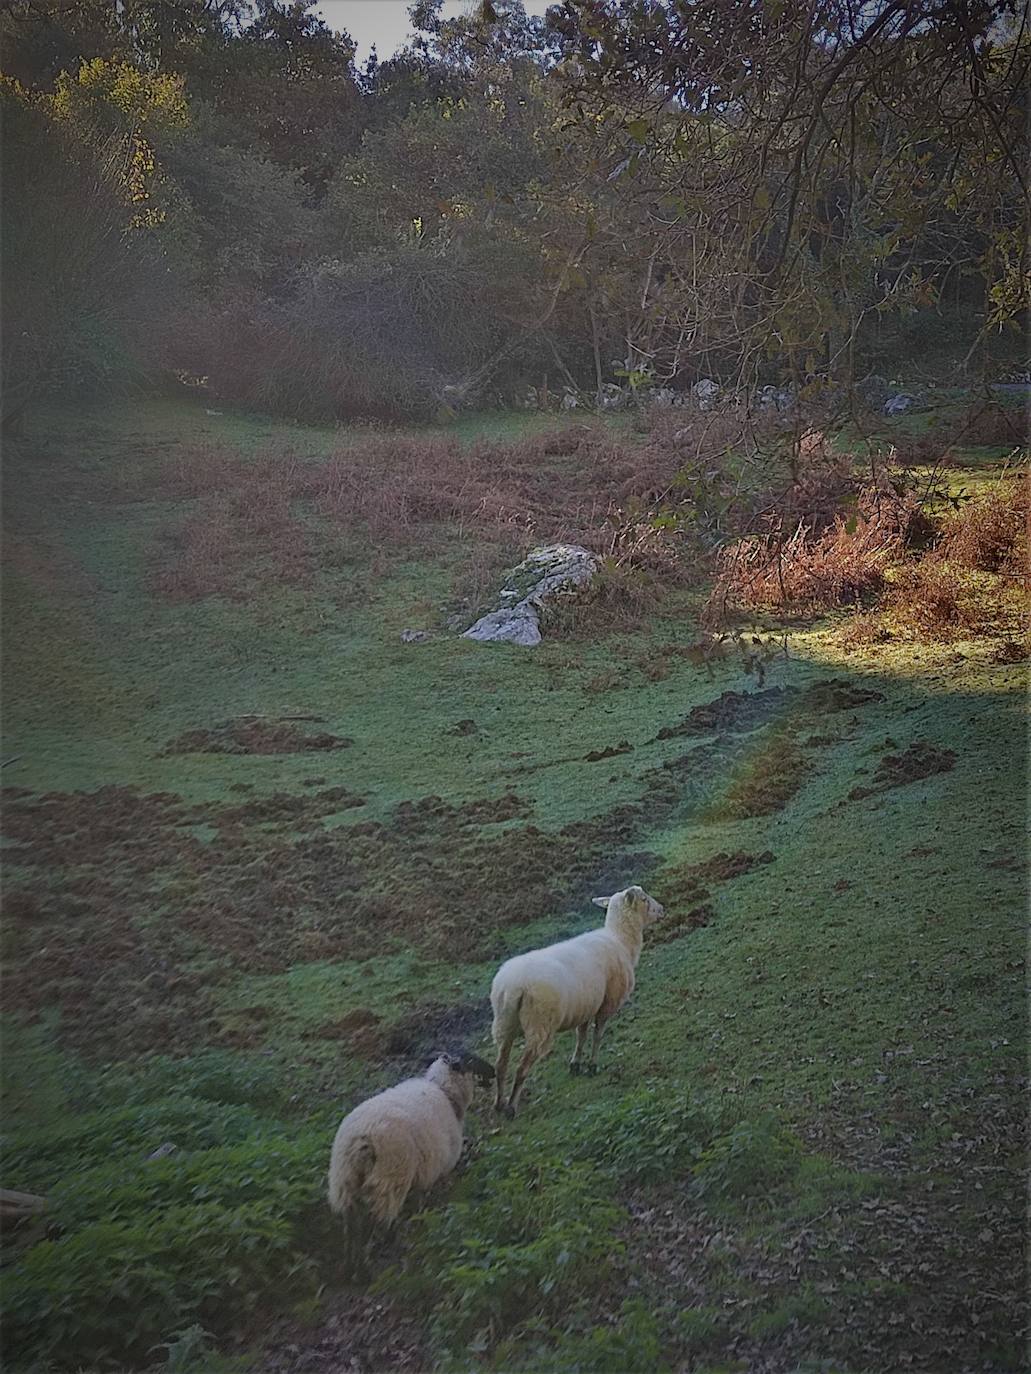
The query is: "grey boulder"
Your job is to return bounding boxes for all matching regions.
[462,544,600,647]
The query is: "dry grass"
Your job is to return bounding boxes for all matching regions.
[707,483,920,618]
[149,429,692,602]
[939,477,1027,576]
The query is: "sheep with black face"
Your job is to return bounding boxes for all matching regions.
[328,1051,493,1273]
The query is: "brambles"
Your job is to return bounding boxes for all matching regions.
[2,1095,333,1371]
[148,428,688,604]
[385,1150,623,1350]
[938,478,1027,576]
[885,562,984,639]
[708,484,922,617]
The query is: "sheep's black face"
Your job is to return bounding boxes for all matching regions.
[438,1050,494,1085]
[456,1052,495,1086]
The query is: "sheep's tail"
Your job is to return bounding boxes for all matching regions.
[491,984,526,1048]
[328,1133,376,1218]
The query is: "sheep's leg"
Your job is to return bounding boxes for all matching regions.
[585,1012,613,1075]
[569,1022,590,1074]
[343,1204,369,1282]
[494,1035,516,1113]
[507,1035,553,1115]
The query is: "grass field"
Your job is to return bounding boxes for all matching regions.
[1,395,1026,1374]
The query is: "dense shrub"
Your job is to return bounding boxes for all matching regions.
[2,1197,317,1368]
[885,561,991,640]
[708,484,919,616]
[573,1088,719,1183]
[1,1100,333,1370]
[2,1097,265,1193]
[939,479,1027,576]
[179,242,537,422]
[384,1149,623,1350]
[0,82,178,428]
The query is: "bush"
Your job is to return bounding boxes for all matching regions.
[180,241,532,423]
[939,479,1027,575]
[573,1088,719,1183]
[693,1116,803,1201]
[48,1132,325,1232]
[2,1097,265,1194]
[709,485,919,616]
[1,1106,333,1368]
[2,1198,317,1368]
[383,1150,623,1351]
[886,561,988,639]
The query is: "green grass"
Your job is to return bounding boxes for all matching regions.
[1,397,1025,1374]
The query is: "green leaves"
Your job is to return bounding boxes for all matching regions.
[384,1149,622,1351]
[2,1102,332,1369]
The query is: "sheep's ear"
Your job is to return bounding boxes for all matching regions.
[592,895,610,909]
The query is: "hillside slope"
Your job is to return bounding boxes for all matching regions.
[1,400,1026,1374]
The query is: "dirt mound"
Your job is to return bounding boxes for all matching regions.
[655,687,789,739]
[648,850,776,944]
[162,718,352,755]
[690,850,776,881]
[848,740,956,800]
[650,903,715,945]
[307,1007,384,1054]
[1,780,657,1059]
[584,741,634,762]
[654,678,883,741]
[383,999,491,1061]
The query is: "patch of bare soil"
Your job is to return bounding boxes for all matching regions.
[304,1008,384,1055]
[692,849,777,881]
[382,998,491,1059]
[0,781,648,1058]
[653,678,883,741]
[258,1290,427,1374]
[584,740,634,762]
[162,718,353,755]
[649,851,775,945]
[0,679,881,1058]
[848,740,956,800]
[649,902,716,945]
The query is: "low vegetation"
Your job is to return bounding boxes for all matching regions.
[1,392,1026,1372]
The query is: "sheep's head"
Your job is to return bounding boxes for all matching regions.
[592,885,664,928]
[448,1051,495,1086]
[427,1050,493,1090]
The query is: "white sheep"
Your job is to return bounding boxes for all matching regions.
[490,885,664,1116]
[328,1051,493,1274]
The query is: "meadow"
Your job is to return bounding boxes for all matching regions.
[1,392,1026,1374]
